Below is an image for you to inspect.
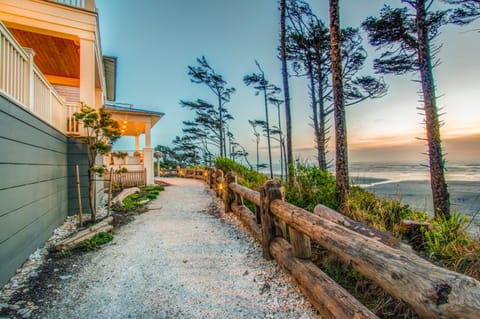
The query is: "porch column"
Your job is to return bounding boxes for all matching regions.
[79,38,95,107]
[143,120,153,184]
[135,135,140,151]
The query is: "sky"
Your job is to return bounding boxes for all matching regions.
[95,0,480,165]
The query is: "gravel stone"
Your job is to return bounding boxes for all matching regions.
[36,178,319,318]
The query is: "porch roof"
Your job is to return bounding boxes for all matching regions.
[105,103,164,137]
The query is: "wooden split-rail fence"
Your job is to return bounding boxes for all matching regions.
[160,167,480,319]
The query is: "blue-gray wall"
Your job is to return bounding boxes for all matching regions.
[67,138,91,215]
[0,95,68,286]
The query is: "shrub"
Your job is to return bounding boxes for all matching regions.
[215,157,267,190]
[285,162,338,211]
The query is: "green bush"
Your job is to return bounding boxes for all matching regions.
[215,157,267,190]
[285,162,338,211]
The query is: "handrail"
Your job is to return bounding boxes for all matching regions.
[188,170,480,319]
[0,21,66,133]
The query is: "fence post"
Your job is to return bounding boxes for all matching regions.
[260,180,284,260]
[290,227,312,260]
[216,169,224,198]
[224,172,237,213]
[209,168,215,189]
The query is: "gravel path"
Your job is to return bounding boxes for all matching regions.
[38,178,318,318]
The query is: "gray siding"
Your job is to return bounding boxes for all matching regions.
[0,95,68,286]
[67,138,92,214]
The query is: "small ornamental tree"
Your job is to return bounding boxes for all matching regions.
[74,103,120,222]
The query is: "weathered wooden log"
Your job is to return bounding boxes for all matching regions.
[260,180,284,259]
[54,217,114,250]
[313,204,413,252]
[231,203,262,242]
[289,226,311,259]
[229,183,261,206]
[224,173,237,213]
[112,187,140,207]
[270,200,480,318]
[270,237,378,319]
[56,225,114,251]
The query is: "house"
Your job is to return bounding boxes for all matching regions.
[0,0,163,286]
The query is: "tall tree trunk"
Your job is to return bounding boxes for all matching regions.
[256,135,260,172]
[330,0,350,210]
[263,88,274,178]
[277,105,284,180]
[415,0,450,219]
[218,95,224,157]
[307,57,322,169]
[89,170,96,222]
[316,58,328,171]
[280,0,294,186]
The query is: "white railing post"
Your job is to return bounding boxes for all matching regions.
[24,48,35,112]
[84,0,95,11]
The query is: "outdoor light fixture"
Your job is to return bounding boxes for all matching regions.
[122,125,126,129]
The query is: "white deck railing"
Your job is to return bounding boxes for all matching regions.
[0,21,67,133]
[48,0,96,12]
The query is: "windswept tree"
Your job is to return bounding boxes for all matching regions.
[287,0,386,171]
[280,0,294,185]
[443,0,480,25]
[188,56,235,157]
[74,104,120,222]
[329,0,349,210]
[363,1,451,218]
[249,120,262,171]
[243,61,281,178]
[172,135,200,165]
[179,99,234,160]
[269,96,287,179]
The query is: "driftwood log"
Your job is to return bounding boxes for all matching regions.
[54,217,113,251]
[270,200,480,319]
[270,237,378,319]
[313,204,414,253]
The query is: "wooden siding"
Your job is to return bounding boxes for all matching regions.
[53,84,80,103]
[9,28,80,79]
[67,138,91,214]
[0,95,68,286]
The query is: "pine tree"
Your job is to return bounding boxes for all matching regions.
[363,1,451,218]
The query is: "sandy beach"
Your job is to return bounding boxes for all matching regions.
[361,180,480,233]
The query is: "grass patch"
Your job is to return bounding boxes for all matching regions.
[77,232,113,251]
[215,157,268,191]
[113,186,165,212]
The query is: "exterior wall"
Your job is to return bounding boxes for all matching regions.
[67,138,104,214]
[67,138,91,214]
[53,84,80,103]
[0,95,68,286]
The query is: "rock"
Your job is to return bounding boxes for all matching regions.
[59,275,71,280]
[9,304,20,310]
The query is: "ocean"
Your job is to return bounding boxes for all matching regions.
[263,161,480,233]
[350,161,480,233]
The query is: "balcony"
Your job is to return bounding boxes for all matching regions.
[0,21,66,133]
